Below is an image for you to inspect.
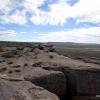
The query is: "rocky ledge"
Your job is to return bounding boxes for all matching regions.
[0,42,100,100]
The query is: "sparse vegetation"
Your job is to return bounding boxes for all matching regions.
[38,44,44,50]
[0,60,5,63]
[7,61,13,64]
[1,50,17,58]
[17,47,24,50]
[12,65,21,68]
[24,63,28,66]
[14,69,21,72]
[32,61,43,67]
[0,61,2,63]
[0,47,4,52]
[0,67,7,72]
[49,55,54,59]
[0,42,100,100]
[8,70,13,74]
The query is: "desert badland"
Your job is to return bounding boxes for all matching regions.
[0,42,100,100]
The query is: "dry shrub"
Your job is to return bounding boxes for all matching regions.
[0,47,4,52]
[49,55,54,59]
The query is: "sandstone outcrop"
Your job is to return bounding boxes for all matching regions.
[60,68,100,99]
[0,42,100,100]
[24,67,66,95]
[0,78,60,100]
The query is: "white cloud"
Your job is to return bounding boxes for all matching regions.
[0,0,100,43]
[72,0,100,23]
[30,0,100,25]
[0,30,17,41]
[0,0,27,25]
[0,30,17,37]
[0,0,47,25]
[0,10,27,25]
[24,0,46,11]
[0,0,11,14]
[30,0,71,25]
[0,0,100,25]
[32,27,100,43]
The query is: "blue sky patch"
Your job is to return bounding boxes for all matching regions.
[67,0,79,6]
[0,0,100,43]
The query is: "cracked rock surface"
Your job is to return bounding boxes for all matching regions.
[0,42,100,100]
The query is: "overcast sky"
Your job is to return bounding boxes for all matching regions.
[0,0,100,43]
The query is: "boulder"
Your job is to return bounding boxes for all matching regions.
[24,67,66,95]
[13,81,60,100]
[0,78,60,100]
[0,78,29,100]
[1,50,17,58]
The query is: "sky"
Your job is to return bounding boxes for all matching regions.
[0,0,100,43]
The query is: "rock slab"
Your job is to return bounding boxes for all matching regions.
[24,67,66,95]
[0,78,60,100]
